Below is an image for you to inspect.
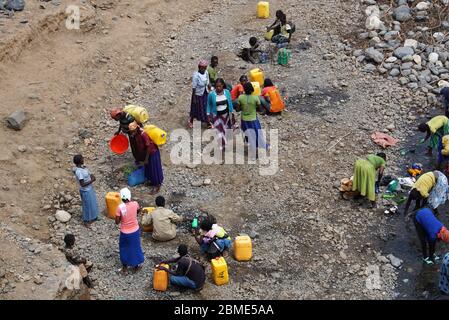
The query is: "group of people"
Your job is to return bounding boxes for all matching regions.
[189,56,286,156]
[349,102,449,296]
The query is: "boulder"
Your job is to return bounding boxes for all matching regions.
[6,110,27,130]
[55,210,71,223]
[365,47,384,64]
[394,46,414,59]
[393,5,412,22]
[387,254,403,268]
[5,0,25,11]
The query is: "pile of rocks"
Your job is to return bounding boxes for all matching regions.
[354,0,449,105]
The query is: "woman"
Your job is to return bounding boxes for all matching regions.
[128,121,163,194]
[260,78,286,114]
[403,171,440,218]
[418,115,449,156]
[194,219,231,259]
[440,87,449,117]
[115,188,144,274]
[271,13,295,45]
[352,153,386,208]
[188,60,211,129]
[231,75,248,107]
[157,244,205,291]
[206,78,236,151]
[236,82,269,156]
[73,154,99,227]
[414,207,449,265]
[110,107,136,135]
[266,10,285,40]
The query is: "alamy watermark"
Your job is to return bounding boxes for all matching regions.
[170,121,279,176]
[365,264,381,290]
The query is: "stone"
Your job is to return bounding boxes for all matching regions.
[393,5,412,22]
[191,181,203,187]
[433,32,445,42]
[413,54,422,65]
[429,52,439,64]
[203,178,211,186]
[55,210,71,223]
[402,62,413,69]
[353,49,364,57]
[365,47,384,64]
[363,64,377,73]
[404,39,418,48]
[387,254,403,268]
[383,31,398,41]
[365,5,380,17]
[17,145,27,152]
[5,0,25,11]
[399,77,410,85]
[394,46,414,59]
[366,15,383,30]
[390,68,400,77]
[402,55,414,62]
[249,231,259,239]
[385,56,397,63]
[416,2,430,10]
[6,110,27,130]
[383,63,394,70]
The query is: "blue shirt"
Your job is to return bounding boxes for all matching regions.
[440,252,449,295]
[74,167,93,192]
[415,208,444,242]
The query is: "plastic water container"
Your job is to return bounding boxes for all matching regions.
[105,192,121,219]
[143,124,167,146]
[127,166,146,187]
[142,207,156,232]
[233,236,253,261]
[153,264,169,291]
[251,82,261,96]
[109,134,129,154]
[257,1,270,19]
[211,257,229,286]
[249,68,265,86]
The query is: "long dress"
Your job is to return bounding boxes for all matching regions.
[74,167,99,222]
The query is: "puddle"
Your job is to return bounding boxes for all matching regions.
[286,87,350,116]
[381,123,449,300]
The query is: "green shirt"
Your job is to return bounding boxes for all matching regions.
[207,66,217,84]
[238,94,260,121]
[366,154,386,170]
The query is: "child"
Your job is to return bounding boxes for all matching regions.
[63,234,94,288]
[73,154,99,227]
[239,37,264,64]
[231,75,248,108]
[207,56,219,88]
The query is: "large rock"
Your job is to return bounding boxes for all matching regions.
[55,210,71,223]
[5,0,25,11]
[394,46,414,58]
[6,110,27,130]
[365,47,384,63]
[394,5,412,22]
[387,254,403,268]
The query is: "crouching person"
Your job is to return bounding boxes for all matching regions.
[157,245,205,291]
[194,218,232,258]
[63,234,93,288]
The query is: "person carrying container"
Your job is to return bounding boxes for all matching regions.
[157,244,205,291]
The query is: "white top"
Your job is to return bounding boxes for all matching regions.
[216,94,228,112]
[192,71,209,96]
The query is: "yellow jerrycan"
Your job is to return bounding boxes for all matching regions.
[153,264,169,291]
[234,235,253,261]
[105,192,121,219]
[211,256,229,286]
[251,82,261,96]
[142,207,156,232]
[249,68,265,86]
[257,1,270,19]
[144,124,167,146]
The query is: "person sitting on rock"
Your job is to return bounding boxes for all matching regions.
[413,207,449,265]
[271,12,295,45]
[63,234,94,288]
[194,218,231,258]
[418,115,449,156]
[110,107,136,135]
[141,196,183,241]
[157,244,205,291]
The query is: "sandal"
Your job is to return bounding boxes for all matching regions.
[423,257,435,265]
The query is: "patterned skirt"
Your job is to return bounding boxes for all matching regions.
[190,89,208,123]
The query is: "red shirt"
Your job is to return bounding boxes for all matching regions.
[129,128,157,162]
[231,84,244,101]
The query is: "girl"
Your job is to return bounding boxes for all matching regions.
[189,60,211,128]
[73,154,99,227]
[115,188,144,274]
[260,78,286,114]
[236,82,269,157]
[206,78,236,151]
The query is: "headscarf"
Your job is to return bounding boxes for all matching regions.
[438,226,449,243]
[198,59,208,67]
[128,121,139,131]
[118,188,132,217]
[110,107,123,119]
[441,87,449,103]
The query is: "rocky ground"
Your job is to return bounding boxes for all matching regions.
[1,0,448,300]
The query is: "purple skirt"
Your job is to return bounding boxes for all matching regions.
[190,89,208,123]
[145,149,164,186]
